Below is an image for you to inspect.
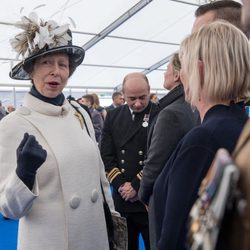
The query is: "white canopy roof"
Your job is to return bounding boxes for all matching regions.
[0,0,199,90]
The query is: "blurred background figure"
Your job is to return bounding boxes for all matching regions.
[6,105,16,114]
[0,100,6,120]
[149,93,159,104]
[92,93,107,120]
[105,91,124,112]
[80,94,104,144]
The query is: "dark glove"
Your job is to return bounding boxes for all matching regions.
[16,133,47,190]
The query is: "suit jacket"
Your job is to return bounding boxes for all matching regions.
[105,104,116,112]
[100,102,159,213]
[138,84,200,205]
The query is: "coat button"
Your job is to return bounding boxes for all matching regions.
[139,161,144,166]
[138,151,143,155]
[121,150,125,154]
[91,189,99,203]
[121,160,125,164]
[70,195,81,209]
[121,168,125,173]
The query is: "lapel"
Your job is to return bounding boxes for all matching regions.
[159,84,184,111]
[120,103,153,147]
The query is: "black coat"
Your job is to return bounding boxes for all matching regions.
[105,104,116,113]
[100,102,159,213]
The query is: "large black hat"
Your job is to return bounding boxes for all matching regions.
[9,12,85,80]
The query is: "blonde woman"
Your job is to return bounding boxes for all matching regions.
[152,21,250,250]
[138,53,199,249]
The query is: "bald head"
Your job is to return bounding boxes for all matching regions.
[122,72,150,92]
[122,72,150,113]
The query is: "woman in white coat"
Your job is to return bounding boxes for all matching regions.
[0,12,116,250]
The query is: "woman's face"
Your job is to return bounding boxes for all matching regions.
[163,62,179,91]
[31,53,70,98]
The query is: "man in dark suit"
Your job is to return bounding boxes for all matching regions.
[138,53,200,249]
[100,72,159,250]
[105,91,124,112]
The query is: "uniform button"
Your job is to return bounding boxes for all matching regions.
[121,160,125,164]
[18,107,31,115]
[139,161,144,166]
[91,189,99,203]
[138,151,143,155]
[121,168,125,173]
[70,195,81,209]
[121,150,125,154]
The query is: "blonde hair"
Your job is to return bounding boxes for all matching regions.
[91,93,100,109]
[171,52,181,73]
[180,20,250,107]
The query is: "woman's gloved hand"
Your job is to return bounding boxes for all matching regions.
[16,133,47,189]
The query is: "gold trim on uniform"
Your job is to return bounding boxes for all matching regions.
[107,167,122,183]
[137,170,143,180]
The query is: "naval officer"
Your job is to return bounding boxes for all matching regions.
[100,72,159,250]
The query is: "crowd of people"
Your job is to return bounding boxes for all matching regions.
[1,1,250,250]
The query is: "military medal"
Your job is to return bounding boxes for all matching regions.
[142,114,149,127]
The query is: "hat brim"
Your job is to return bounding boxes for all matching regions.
[9,45,85,80]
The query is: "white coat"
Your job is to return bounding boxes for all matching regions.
[0,93,115,250]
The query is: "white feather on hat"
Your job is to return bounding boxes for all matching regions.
[10,12,71,59]
[9,12,85,80]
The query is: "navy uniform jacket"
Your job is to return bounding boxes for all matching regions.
[100,102,159,213]
[152,103,247,250]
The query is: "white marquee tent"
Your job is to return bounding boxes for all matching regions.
[0,0,201,92]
